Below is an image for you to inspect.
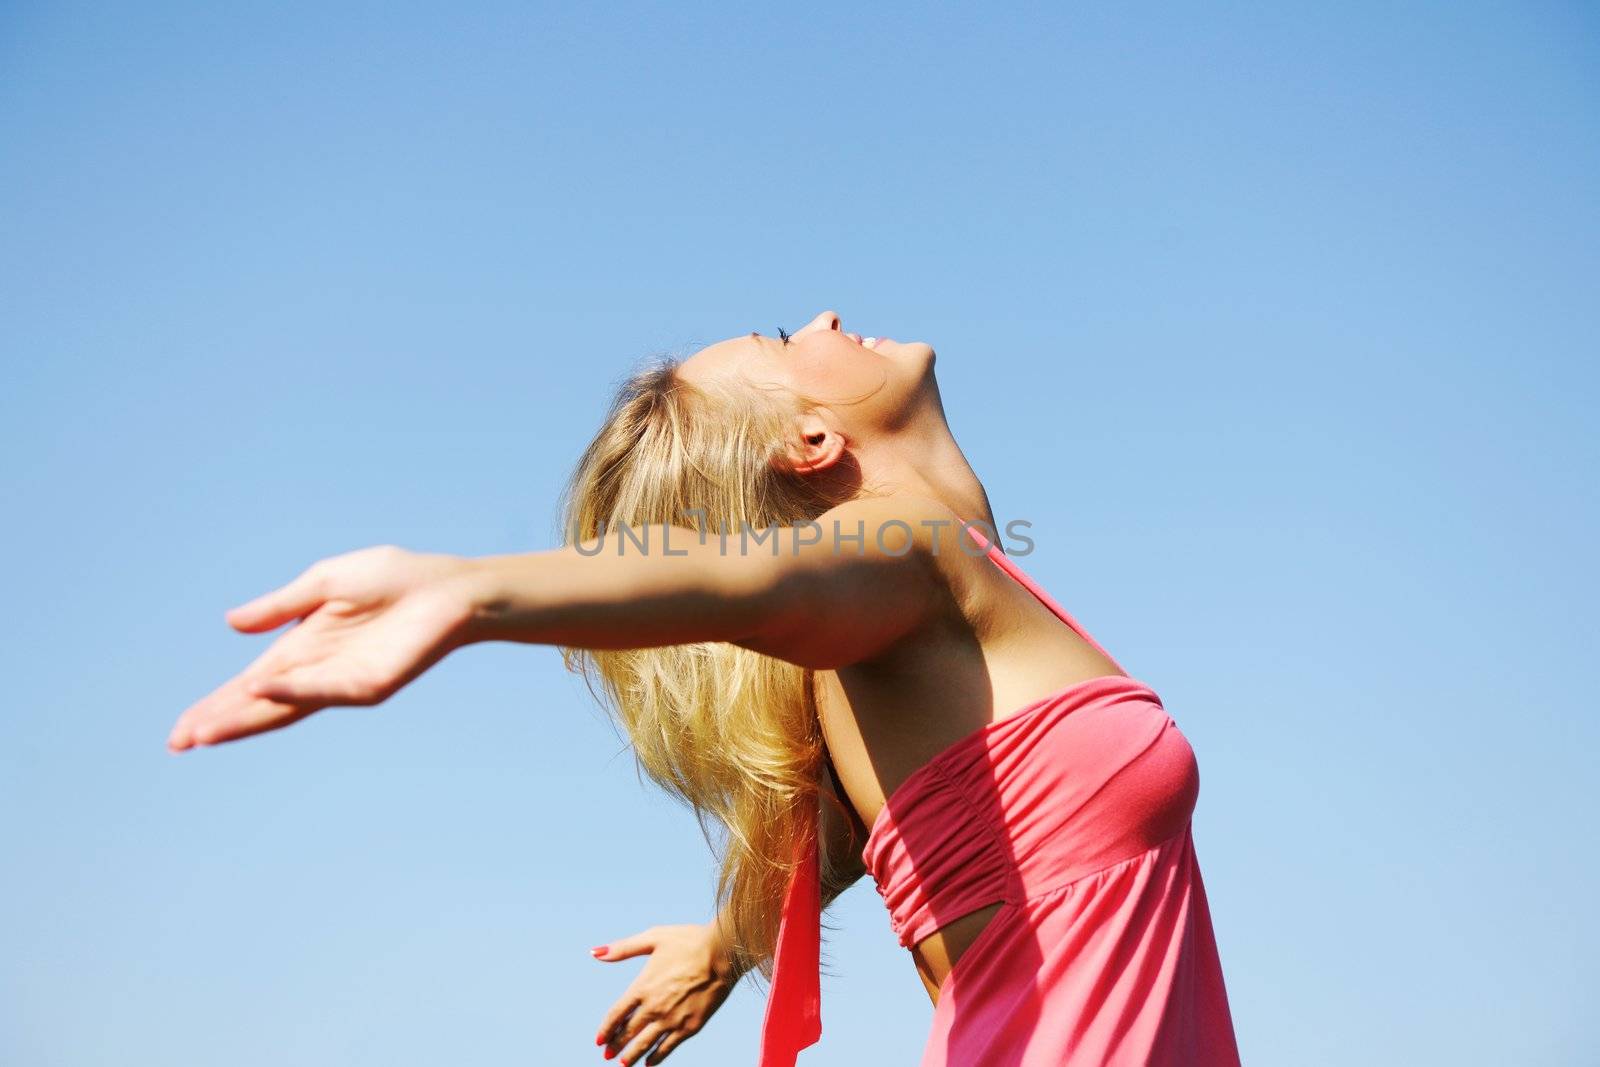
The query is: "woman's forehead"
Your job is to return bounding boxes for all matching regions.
[678,334,771,386]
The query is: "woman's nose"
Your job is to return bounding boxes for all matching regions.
[796,310,842,335]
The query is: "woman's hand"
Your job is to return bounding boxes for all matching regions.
[167,545,479,751]
[592,923,742,1066]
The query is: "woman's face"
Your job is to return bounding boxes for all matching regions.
[678,309,938,434]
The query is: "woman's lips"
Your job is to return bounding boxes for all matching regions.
[846,332,891,349]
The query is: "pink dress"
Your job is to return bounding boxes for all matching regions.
[758,530,1240,1066]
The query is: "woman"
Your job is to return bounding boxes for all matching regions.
[167,310,1240,1066]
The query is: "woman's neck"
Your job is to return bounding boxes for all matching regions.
[851,424,995,532]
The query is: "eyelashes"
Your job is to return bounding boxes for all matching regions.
[776,327,791,345]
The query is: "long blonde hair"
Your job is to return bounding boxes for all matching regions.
[558,357,857,981]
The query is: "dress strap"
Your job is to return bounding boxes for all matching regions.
[961,522,1128,676]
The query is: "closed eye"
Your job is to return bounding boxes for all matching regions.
[747,329,791,349]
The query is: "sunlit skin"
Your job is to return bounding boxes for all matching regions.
[166,310,1125,1065]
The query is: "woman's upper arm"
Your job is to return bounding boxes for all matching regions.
[735,496,967,671]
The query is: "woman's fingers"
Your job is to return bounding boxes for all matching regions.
[617,1021,668,1067]
[644,1030,686,1066]
[591,930,657,1048]
[247,597,465,708]
[168,680,317,750]
[595,993,641,1051]
[169,640,297,748]
[168,673,246,750]
[225,564,328,633]
[192,697,316,747]
[595,929,658,962]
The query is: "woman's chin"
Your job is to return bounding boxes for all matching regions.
[902,340,936,369]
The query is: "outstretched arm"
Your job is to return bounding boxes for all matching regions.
[167,496,958,751]
[459,496,949,668]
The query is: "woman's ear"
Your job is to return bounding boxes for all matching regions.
[777,412,847,476]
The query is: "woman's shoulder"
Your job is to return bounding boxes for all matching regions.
[809,494,1000,623]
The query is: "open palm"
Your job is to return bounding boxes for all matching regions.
[167,545,476,752]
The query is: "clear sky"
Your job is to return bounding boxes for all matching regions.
[2,2,1596,1064]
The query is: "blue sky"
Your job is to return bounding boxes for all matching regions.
[2,2,1596,1063]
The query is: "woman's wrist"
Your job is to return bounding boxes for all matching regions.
[446,553,528,646]
[703,917,749,986]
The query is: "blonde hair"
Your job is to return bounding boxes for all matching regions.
[558,357,857,982]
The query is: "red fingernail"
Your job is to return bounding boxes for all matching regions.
[595,1034,604,1046]
[590,945,608,957]
[603,1049,615,1061]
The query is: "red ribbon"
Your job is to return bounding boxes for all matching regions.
[756,808,822,1066]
